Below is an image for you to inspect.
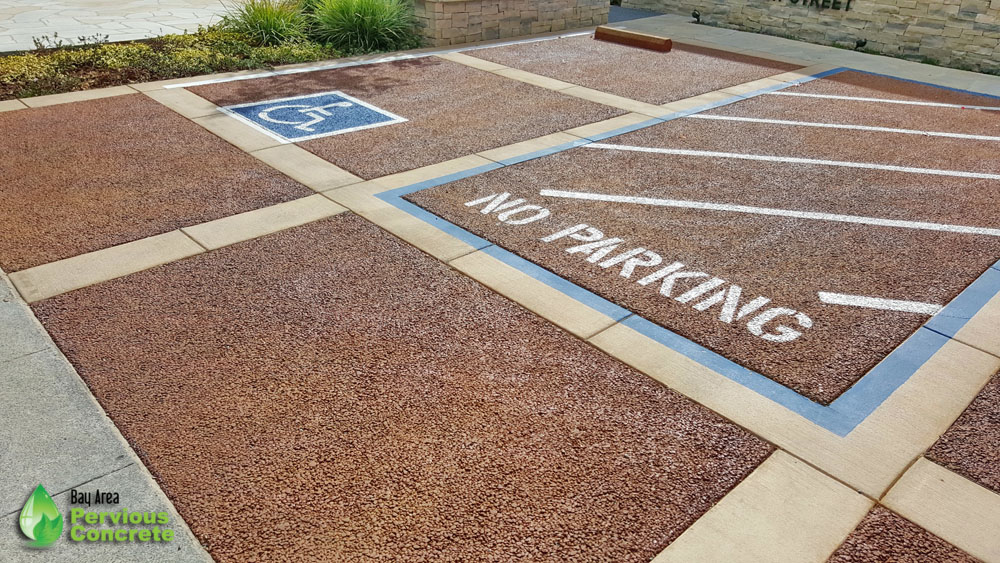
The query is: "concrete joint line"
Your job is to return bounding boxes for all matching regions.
[19,85,139,109]
[179,229,210,252]
[651,450,872,563]
[882,458,1000,562]
[0,458,131,518]
[0,346,50,367]
[0,99,29,113]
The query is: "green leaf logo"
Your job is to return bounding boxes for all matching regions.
[19,485,62,547]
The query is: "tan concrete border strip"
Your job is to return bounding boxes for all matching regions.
[450,251,619,340]
[652,450,872,563]
[140,87,364,191]
[20,85,138,108]
[882,457,1000,562]
[436,53,675,118]
[9,231,205,303]
[145,86,287,153]
[947,289,1000,358]
[143,87,221,119]
[321,155,498,263]
[7,195,348,302]
[588,323,999,498]
[476,131,585,163]
[182,194,347,250]
[250,144,363,192]
[0,99,28,112]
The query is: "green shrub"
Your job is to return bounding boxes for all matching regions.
[309,0,421,54]
[221,0,307,46]
[0,26,338,100]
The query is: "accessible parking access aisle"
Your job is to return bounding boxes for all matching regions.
[405,67,1000,430]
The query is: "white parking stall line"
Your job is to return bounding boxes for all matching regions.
[583,143,1000,181]
[817,292,943,315]
[768,91,1000,111]
[688,114,1000,142]
[537,189,1000,237]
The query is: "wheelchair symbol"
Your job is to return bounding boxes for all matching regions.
[257,101,354,132]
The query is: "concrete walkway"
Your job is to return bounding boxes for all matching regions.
[0,0,226,52]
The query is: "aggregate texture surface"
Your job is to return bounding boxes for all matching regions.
[33,214,773,562]
[407,75,1000,404]
[467,35,799,105]
[189,58,624,179]
[827,506,977,562]
[926,371,1000,495]
[714,70,1000,137]
[0,93,311,272]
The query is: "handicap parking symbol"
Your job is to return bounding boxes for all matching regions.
[220,91,407,143]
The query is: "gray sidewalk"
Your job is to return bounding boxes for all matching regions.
[0,0,226,52]
[608,13,1000,97]
[0,269,209,561]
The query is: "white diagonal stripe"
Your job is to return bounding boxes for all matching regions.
[768,91,1000,111]
[537,189,1000,237]
[818,292,943,315]
[688,114,1000,142]
[583,143,1000,181]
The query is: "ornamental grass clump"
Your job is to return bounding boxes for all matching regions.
[221,0,308,46]
[309,0,421,54]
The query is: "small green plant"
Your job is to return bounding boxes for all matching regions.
[31,33,68,51]
[310,0,420,54]
[221,0,307,46]
[1,26,336,100]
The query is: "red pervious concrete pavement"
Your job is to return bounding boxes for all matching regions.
[0,93,311,272]
[407,72,1000,404]
[828,506,978,562]
[33,214,772,561]
[467,35,800,105]
[188,58,624,179]
[926,371,1000,495]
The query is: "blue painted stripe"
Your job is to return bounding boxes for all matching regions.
[924,266,1000,337]
[851,69,1000,101]
[389,197,494,250]
[480,245,632,321]
[583,117,665,142]
[731,67,848,100]
[377,162,504,199]
[618,314,852,434]
[829,328,949,425]
[496,139,591,166]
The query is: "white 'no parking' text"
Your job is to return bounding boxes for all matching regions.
[465,192,813,343]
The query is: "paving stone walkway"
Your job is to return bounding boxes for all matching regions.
[0,0,226,52]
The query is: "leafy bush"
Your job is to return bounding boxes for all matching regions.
[309,0,421,54]
[221,0,307,46]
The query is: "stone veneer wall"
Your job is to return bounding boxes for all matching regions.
[620,0,1000,73]
[413,0,609,46]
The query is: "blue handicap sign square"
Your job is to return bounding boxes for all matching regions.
[220,90,407,142]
